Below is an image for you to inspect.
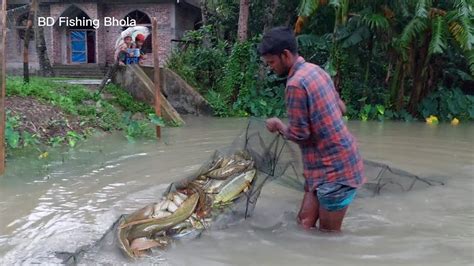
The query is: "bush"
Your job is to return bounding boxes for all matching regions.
[419,88,474,121]
[167,30,286,118]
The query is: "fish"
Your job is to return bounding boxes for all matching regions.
[127,193,199,240]
[204,179,226,194]
[203,156,225,174]
[118,218,135,259]
[234,150,251,161]
[214,169,256,204]
[167,200,179,212]
[152,210,172,219]
[172,193,185,206]
[123,203,155,225]
[206,162,251,180]
[172,227,203,240]
[116,150,260,259]
[130,237,162,253]
[153,200,167,212]
[167,215,205,240]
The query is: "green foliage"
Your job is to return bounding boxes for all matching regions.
[206,89,231,117]
[360,13,390,32]
[415,0,432,18]
[419,87,473,121]
[298,0,319,17]
[6,114,21,149]
[166,26,228,93]
[5,112,41,150]
[429,15,447,54]
[6,77,164,152]
[399,17,429,50]
[6,77,98,115]
[166,0,473,123]
[148,114,165,127]
[104,84,154,114]
[66,131,82,148]
[167,31,287,118]
[121,112,155,141]
[48,136,65,148]
[467,50,474,75]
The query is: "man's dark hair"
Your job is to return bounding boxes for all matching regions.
[258,26,298,56]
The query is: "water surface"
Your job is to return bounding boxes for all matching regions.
[0,117,472,265]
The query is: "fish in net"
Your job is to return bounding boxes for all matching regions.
[56,118,443,264]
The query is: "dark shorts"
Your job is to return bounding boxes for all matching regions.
[315,183,357,211]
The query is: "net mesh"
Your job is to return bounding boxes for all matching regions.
[57,118,443,264]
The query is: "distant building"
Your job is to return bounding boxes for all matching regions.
[5,0,201,75]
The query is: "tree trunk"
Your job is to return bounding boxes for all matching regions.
[389,59,403,109]
[200,0,211,48]
[34,1,53,77]
[23,0,36,83]
[200,0,209,26]
[396,67,406,111]
[408,35,431,114]
[237,0,250,42]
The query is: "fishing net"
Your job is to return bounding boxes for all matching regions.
[57,117,443,264]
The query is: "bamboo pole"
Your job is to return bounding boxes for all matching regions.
[152,17,161,138]
[0,0,7,174]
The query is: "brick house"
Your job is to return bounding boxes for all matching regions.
[5,0,201,76]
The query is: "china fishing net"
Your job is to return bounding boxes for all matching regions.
[57,118,443,264]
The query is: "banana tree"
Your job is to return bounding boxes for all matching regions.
[296,0,350,90]
[395,0,473,113]
[296,0,473,113]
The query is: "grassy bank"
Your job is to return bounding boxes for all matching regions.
[5,77,164,156]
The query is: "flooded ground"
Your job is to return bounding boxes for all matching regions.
[0,117,473,265]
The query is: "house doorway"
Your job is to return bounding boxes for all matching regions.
[69,30,96,63]
[58,6,97,64]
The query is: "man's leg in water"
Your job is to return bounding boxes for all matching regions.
[318,206,348,232]
[297,191,319,229]
[316,184,356,232]
[297,192,349,232]
[298,183,356,231]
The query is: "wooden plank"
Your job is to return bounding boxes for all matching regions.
[152,17,161,138]
[0,0,7,174]
[126,64,184,125]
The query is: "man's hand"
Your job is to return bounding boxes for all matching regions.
[266,117,281,133]
[266,117,287,135]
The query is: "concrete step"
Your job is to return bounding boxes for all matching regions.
[52,64,108,78]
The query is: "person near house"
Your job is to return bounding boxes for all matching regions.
[259,27,366,232]
[135,33,147,64]
[115,35,133,65]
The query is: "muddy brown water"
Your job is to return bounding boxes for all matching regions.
[0,117,472,265]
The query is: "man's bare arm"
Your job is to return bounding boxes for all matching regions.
[338,99,347,114]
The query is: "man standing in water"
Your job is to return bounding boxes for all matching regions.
[259,27,366,232]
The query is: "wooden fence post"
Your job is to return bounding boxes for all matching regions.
[152,17,161,138]
[0,0,7,174]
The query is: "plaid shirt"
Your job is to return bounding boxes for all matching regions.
[285,56,365,192]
